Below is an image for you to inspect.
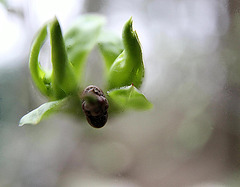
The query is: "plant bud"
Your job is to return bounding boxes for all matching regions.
[82,85,109,128]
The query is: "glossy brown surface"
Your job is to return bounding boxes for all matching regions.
[82,85,109,128]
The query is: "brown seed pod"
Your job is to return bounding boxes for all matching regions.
[81,85,109,128]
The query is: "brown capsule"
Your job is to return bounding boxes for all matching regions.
[81,85,109,128]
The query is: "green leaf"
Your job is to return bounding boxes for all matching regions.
[29,18,78,100]
[107,17,144,90]
[107,85,152,110]
[29,23,52,97]
[19,99,66,126]
[98,30,124,71]
[64,14,105,85]
[49,17,77,99]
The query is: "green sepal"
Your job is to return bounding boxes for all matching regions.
[64,15,105,85]
[107,17,144,90]
[107,84,152,110]
[29,23,52,97]
[49,17,77,99]
[29,18,78,100]
[98,30,124,71]
[19,98,67,126]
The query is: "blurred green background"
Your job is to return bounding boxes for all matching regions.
[1,0,240,186]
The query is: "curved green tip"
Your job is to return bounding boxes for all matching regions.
[107,17,144,90]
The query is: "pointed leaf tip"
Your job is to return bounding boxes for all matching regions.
[19,99,66,126]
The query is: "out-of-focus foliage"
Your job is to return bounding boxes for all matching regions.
[0,0,7,7]
[64,15,105,84]
[98,30,124,71]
